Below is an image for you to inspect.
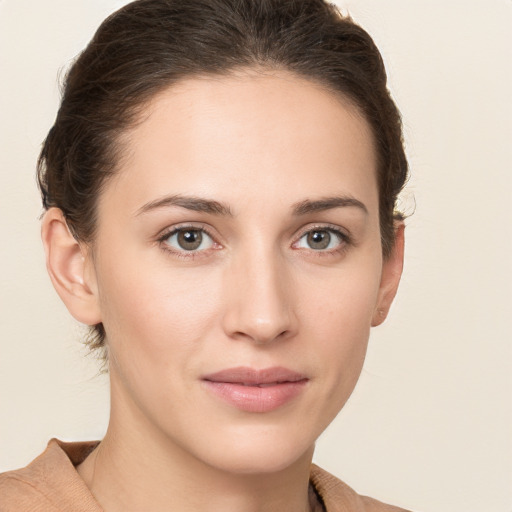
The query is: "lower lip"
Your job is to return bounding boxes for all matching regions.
[202,380,308,413]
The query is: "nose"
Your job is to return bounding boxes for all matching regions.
[221,249,297,344]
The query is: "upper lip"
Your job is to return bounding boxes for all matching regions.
[202,366,307,385]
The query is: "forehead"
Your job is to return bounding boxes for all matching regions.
[105,70,378,216]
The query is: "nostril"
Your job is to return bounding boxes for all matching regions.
[229,324,292,344]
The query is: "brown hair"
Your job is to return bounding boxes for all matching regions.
[38,0,408,351]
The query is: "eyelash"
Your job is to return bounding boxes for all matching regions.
[293,224,351,256]
[156,223,351,259]
[157,224,221,260]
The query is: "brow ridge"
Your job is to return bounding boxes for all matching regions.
[136,194,233,216]
[292,196,368,216]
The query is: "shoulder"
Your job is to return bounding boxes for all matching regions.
[310,464,414,512]
[0,439,101,512]
[0,464,60,511]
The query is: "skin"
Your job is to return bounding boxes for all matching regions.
[42,69,404,512]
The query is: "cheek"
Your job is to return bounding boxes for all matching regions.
[299,255,382,337]
[296,257,382,406]
[307,288,372,382]
[94,249,223,363]
[95,259,227,423]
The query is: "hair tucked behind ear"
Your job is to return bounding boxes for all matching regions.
[38,0,408,356]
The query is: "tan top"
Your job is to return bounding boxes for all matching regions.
[0,439,412,511]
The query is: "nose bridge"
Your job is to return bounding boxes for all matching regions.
[223,242,296,343]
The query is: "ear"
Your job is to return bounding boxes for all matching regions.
[371,222,405,327]
[41,208,102,326]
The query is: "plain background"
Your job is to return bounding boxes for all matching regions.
[0,1,510,511]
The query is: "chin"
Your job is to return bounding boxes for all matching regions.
[190,424,316,476]
[208,447,312,476]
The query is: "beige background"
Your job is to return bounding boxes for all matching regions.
[1,1,511,510]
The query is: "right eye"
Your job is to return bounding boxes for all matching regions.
[163,228,215,252]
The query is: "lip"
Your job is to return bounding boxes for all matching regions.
[201,366,308,413]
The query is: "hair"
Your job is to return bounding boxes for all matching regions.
[37,0,408,353]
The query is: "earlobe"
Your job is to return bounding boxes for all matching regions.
[41,208,101,326]
[371,222,405,327]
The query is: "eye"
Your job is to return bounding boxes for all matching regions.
[164,228,215,252]
[294,228,346,251]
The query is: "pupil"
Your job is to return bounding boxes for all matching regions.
[178,230,202,250]
[308,230,330,250]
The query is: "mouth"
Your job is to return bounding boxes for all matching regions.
[202,366,309,413]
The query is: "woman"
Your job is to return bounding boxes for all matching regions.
[0,0,410,510]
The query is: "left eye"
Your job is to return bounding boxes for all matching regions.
[295,229,344,251]
[164,228,214,252]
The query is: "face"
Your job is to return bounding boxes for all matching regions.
[83,70,401,474]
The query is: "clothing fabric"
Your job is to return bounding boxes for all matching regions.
[0,439,412,511]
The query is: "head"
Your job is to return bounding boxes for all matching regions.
[39,0,408,474]
[39,0,407,352]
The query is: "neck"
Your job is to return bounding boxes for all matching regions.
[77,379,315,512]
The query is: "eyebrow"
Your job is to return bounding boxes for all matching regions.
[292,196,368,216]
[136,194,233,216]
[136,194,367,217]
